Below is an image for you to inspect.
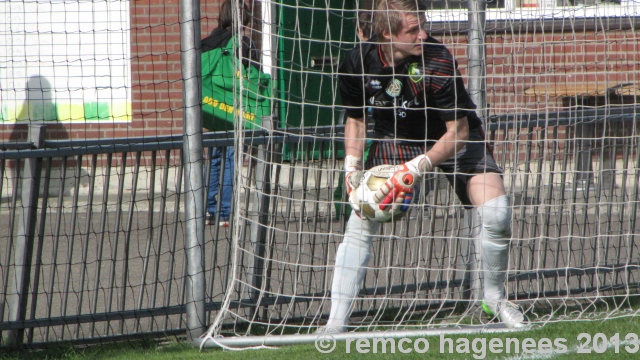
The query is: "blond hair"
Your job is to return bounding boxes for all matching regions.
[373,0,424,38]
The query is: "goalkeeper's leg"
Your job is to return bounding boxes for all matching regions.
[477,194,511,301]
[442,130,526,328]
[323,213,380,333]
[477,194,526,328]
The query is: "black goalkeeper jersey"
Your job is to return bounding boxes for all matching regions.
[339,36,483,141]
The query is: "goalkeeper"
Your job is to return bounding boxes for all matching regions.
[321,0,526,332]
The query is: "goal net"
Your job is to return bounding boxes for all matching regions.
[197,0,640,348]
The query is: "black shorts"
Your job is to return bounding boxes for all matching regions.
[365,127,502,206]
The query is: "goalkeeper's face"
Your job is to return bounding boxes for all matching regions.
[387,13,427,61]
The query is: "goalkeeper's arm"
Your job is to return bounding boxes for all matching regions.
[402,115,471,175]
[344,116,367,185]
[375,116,470,210]
[423,116,470,169]
[343,116,367,214]
[345,115,367,163]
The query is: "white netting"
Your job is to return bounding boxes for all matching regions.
[199,0,640,348]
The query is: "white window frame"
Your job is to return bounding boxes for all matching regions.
[426,1,640,22]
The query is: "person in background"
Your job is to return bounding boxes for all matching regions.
[356,9,374,42]
[202,0,258,227]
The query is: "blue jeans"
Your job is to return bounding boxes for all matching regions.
[207,146,234,220]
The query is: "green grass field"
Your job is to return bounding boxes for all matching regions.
[3,316,640,360]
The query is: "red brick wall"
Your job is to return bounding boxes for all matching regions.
[130,0,182,138]
[432,24,639,163]
[436,27,639,116]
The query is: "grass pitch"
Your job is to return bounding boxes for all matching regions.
[2,315,639,360]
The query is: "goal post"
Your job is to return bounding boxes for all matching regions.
[195,0,640,349]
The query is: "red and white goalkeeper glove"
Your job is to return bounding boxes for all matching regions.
[344,155,364,213]
[373,154,432,212]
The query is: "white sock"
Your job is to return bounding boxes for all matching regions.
[477,195,512,301]
[481,240,509,301]
[326,213,379,330]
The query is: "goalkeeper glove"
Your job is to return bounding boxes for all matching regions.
[404,154,433,175]
[373,155,432,212]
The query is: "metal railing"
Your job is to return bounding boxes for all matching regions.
[0,126,239,347]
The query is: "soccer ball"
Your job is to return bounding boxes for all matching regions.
[352,164,417,223]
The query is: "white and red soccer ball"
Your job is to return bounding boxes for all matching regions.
[352,164,417,223]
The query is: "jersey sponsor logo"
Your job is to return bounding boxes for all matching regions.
[370,96,390,106]
[385,79,402,97]
[400,97,420,109]
[408,63,423,83]
[370,79,382,90]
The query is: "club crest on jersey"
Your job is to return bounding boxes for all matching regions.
[408,63,423,83]
[370,79,382,90]
[385,79,402,97]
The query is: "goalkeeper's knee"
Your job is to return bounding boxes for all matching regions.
[334,215,378,275]
[477,195,512,246]
[343,213,380,249]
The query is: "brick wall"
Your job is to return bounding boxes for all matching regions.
[436,23,639,116]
